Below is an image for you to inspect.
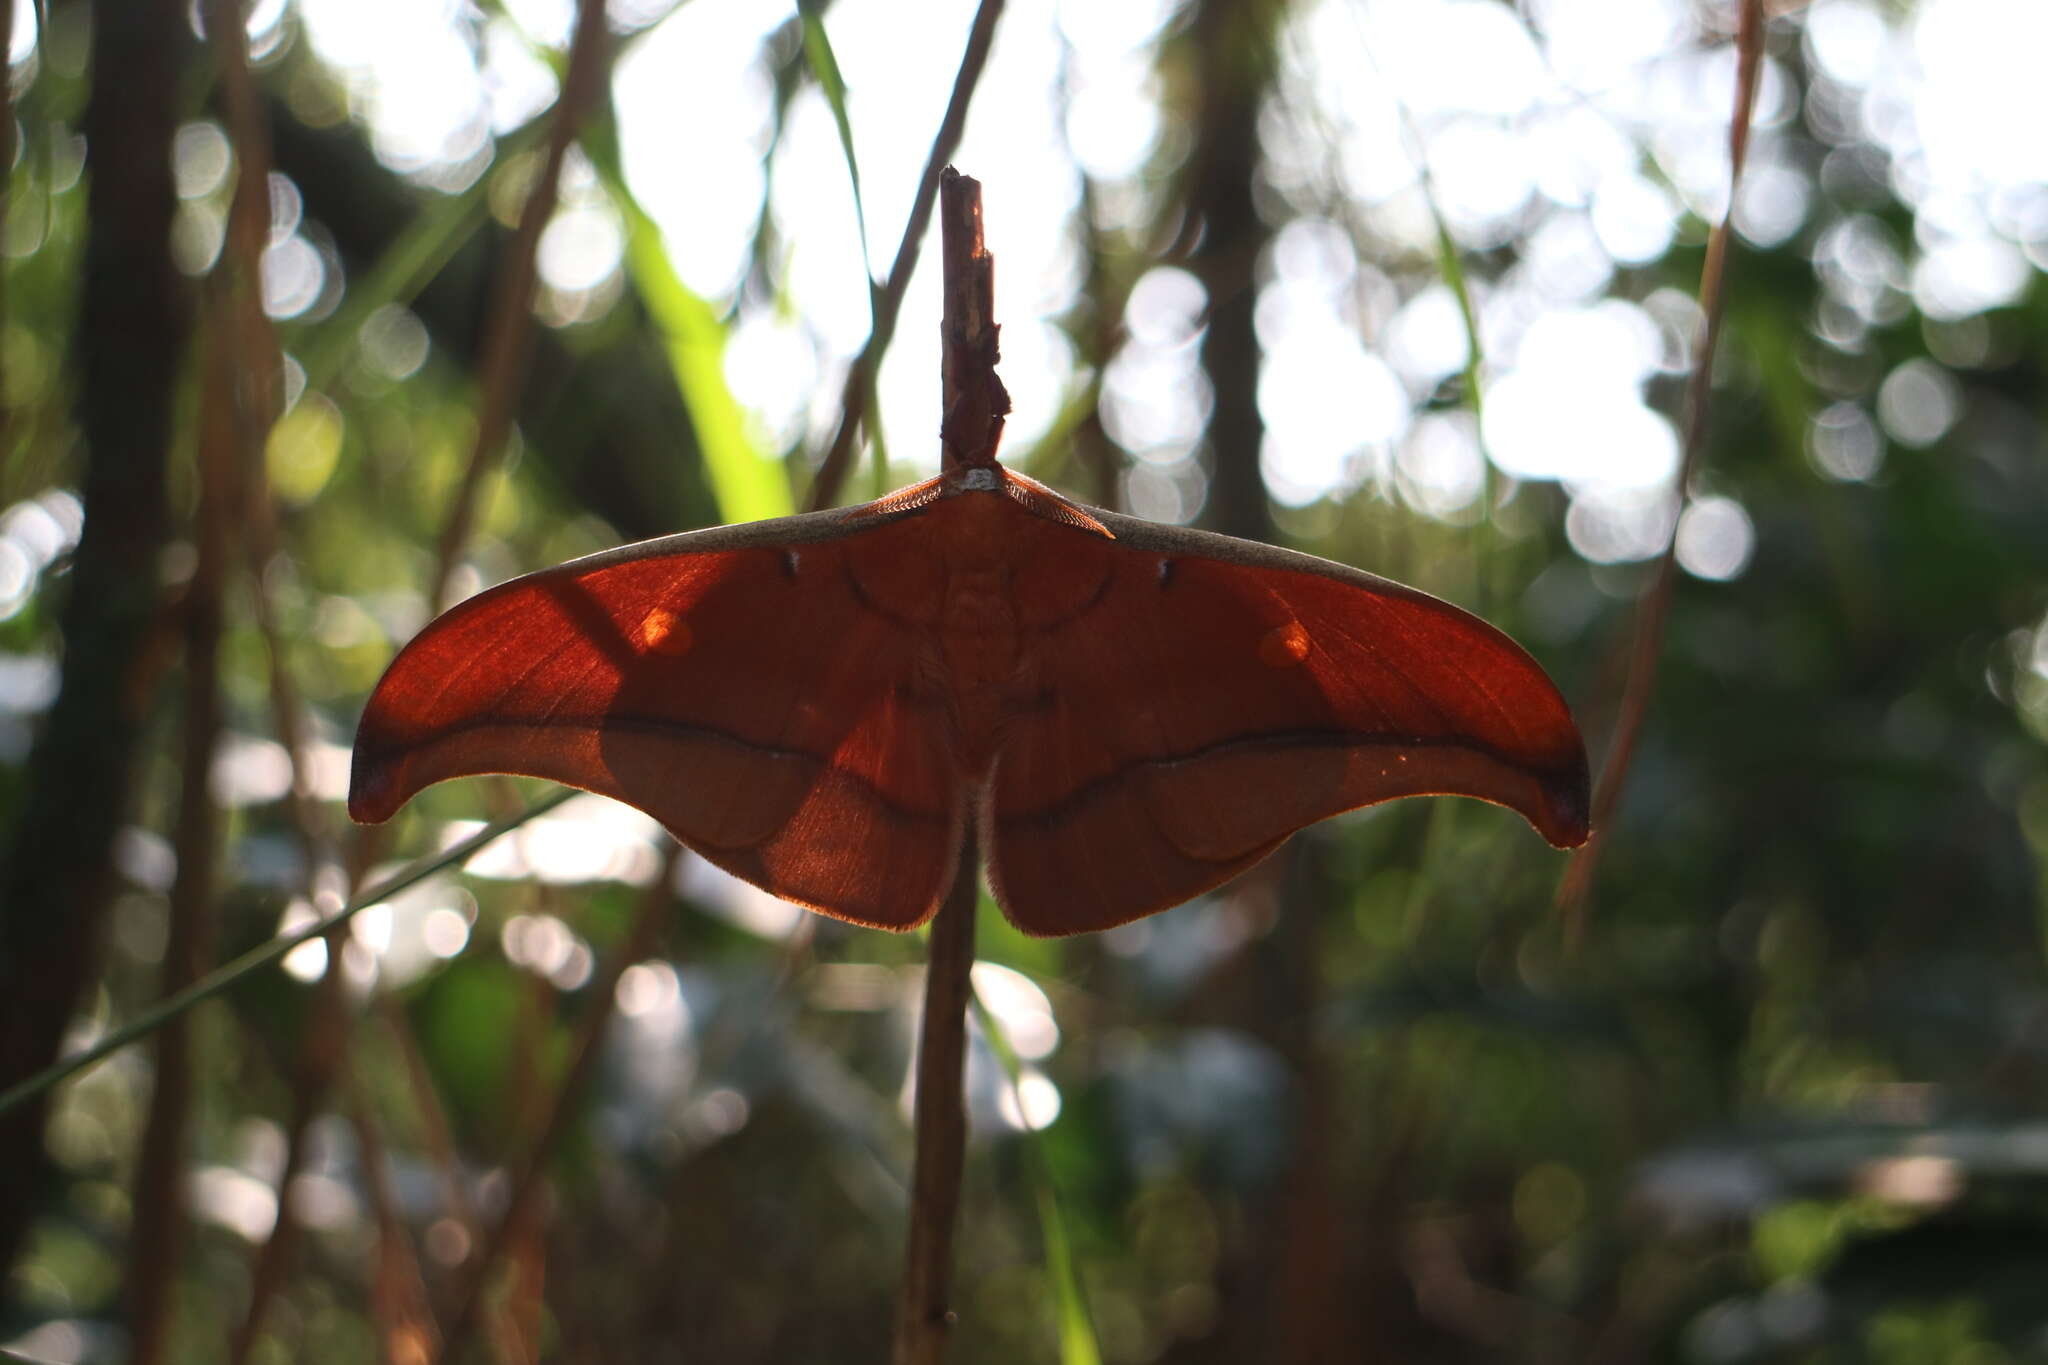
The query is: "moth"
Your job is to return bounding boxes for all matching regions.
[350,460,1588,936]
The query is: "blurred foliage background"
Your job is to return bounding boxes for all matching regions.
[2,0,2047,1361]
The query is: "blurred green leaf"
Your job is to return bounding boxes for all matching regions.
[580,122,792,523]
[796,0,890,488]
[974,965,1103,1365]
[797,0,871,290]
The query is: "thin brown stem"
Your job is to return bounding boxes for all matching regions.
[349,1078,444,1365]
[806,0,1007,510]
[1557,0,1766,927]
[358,1007,517,1364]
[892,170,1003,1363]
[202,4,372,1353]
[379,992,479,1228]
[228,7,611,1352]
[892,828,982,1365]
[227,6,607,1351]
[207,0,295,844]
[432,0,611,610]
[124,293,234,1365]
[228,1072,322,1363]
[434,847,680,1364]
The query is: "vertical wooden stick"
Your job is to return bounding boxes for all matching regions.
[894,827,981,1365]
[936,167,1009,474]
[893,165,1000,1365]
[805,2,1008,509]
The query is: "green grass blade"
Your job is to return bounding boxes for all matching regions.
[1036,1155,1100,1365]
[797,0,871,288]
[0,789,578,1117]
[1323,5,1486,421]
[1428,204,1486,423]
[614,189,793,522]
[972,984,1102,1365]
[796,0,891,492]
[577,115,792,523]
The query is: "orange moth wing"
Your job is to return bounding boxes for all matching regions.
[351,471,1587,936]
[984,504,1587,935]
[350,495,965,930]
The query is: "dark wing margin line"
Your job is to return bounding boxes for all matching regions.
[993,727,1570,832]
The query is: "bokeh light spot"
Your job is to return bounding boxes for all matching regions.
[260,236,326,319]
[1876,358,1960,448]
[358,304,430,381]
[1483,305,1675,487]
[265,394,345,504]
[1675,495,1756,581]
[538,205,625,294]
[173,121,231,200]
[1396,413,1485,522]
[1808,402,1884,482]
[1565,484,1679,565]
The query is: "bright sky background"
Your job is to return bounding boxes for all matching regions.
[1,0,2041,678]
[263,0,2045,577]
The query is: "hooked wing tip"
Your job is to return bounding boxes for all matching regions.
[347,745,404,825]
[1535,749,1593,849]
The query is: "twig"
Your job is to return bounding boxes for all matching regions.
[1557,0,1766,927]
[348,1079,444,1365]
[206,0,293,816]
[434,847,681,1364]
[890,168,999,1364]
[231,2,608,1346]
[805,0,1007,510]
[937,169,1008,473]
[892,827,981,1365]
[357,1005,514,1361]
[378,992,479,1227]
[432,0,612,610]
[227,1071,327,1365]
[0,791,577,1117]
[201,7,400,1350]
[125,287,234,1365]
[207,3,329,1348]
